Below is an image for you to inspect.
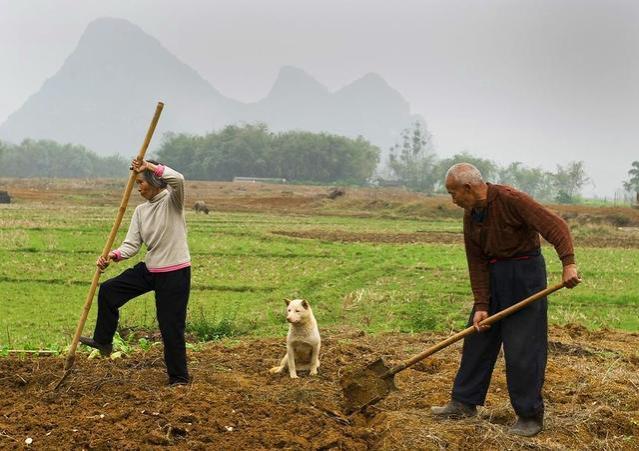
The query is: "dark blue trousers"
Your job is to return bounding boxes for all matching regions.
[451,254,548,418]
[93,262,191,384]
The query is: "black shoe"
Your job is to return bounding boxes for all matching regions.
[168,377,190,386]
[508,414,543,437]
[79,336,113,356]
[431,400,477,418]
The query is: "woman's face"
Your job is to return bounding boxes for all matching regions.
[136,174,161,200]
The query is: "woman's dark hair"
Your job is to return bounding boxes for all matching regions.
[143,159,168,189]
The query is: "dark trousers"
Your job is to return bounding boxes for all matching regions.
[93,262,191,384]
[451,254,548,418]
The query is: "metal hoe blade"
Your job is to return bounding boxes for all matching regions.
[340,357,397,413]
[52,354,76,390]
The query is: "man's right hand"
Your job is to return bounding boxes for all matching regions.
[473,310,490,333]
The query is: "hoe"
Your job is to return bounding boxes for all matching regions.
[340,282,566,413]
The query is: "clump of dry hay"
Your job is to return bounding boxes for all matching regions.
[366,324,638,450]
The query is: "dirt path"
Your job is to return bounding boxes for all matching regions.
[1,325,637,450]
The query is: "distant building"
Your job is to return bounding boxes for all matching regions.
[233,177,287,184]
[369,178,403,188]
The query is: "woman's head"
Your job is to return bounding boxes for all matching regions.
[136,159,167,200]
[142,159,167,189]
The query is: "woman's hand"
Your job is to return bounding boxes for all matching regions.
[96,251,116,271]
[130,159,147,173]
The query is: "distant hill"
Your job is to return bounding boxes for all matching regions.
[0,17,423,159]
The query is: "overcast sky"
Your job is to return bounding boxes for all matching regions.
[1,0,637,197]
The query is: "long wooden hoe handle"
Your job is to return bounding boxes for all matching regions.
[387,282,566,376]
[63,102,164,372]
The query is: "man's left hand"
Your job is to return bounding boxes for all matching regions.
[562,263,581,288]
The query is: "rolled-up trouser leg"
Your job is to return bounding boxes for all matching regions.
[492,255,548,418]
[154,266,191,384]
[94,263,152,345]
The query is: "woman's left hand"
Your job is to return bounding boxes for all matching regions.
[130,159,148,173]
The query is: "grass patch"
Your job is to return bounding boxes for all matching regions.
[0,205,637,348]
[186,305,247,341]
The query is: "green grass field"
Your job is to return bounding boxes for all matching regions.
[1,203,638,350]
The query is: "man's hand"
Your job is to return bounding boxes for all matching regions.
[96,251,116,272]
[473,310,490,333]
[562,263,581,288]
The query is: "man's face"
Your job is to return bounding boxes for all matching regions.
[445,177,475,210]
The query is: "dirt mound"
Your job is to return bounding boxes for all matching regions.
[1,326,637,450]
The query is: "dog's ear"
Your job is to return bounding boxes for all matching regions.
[284,298,291,306]
[301,299,309,309]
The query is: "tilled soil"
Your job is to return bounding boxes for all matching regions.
[1,325,637,450]
[272,228,639,249]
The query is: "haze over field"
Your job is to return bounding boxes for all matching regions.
[1,0,637,197]
[0,17,420,163]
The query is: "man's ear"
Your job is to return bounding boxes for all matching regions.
[284,298,291,306]
[301,299,309,309]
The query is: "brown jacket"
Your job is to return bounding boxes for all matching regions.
[464,184,575,311]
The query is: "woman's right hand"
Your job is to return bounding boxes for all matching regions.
[96,252,115,271]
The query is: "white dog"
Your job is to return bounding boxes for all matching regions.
[269,299,321,378]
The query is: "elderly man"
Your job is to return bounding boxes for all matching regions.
[431,163,580,436]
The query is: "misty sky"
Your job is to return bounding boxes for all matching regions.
[1,0,637,197]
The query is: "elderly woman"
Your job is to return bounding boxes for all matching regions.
[80,159,191,386]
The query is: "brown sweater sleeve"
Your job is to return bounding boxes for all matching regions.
[463,213,491,311]
[506,190,576,266]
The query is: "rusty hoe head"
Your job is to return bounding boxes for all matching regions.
[340,357,397,414]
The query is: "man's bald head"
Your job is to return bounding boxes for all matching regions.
[444,163,488,210]
[445,163,484,186]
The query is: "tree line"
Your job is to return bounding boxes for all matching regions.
[387,122,595,204]
[1,124,637,205]
[155,124,380,184]
[0,139,128,178]
[625,161,639,204]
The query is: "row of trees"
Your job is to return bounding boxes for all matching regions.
[624,161,639,204]
[0,125,381,184]
[156,124,380,184]
[1,125,636,206]
[388,122,592,203]
[0,139,128,178]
